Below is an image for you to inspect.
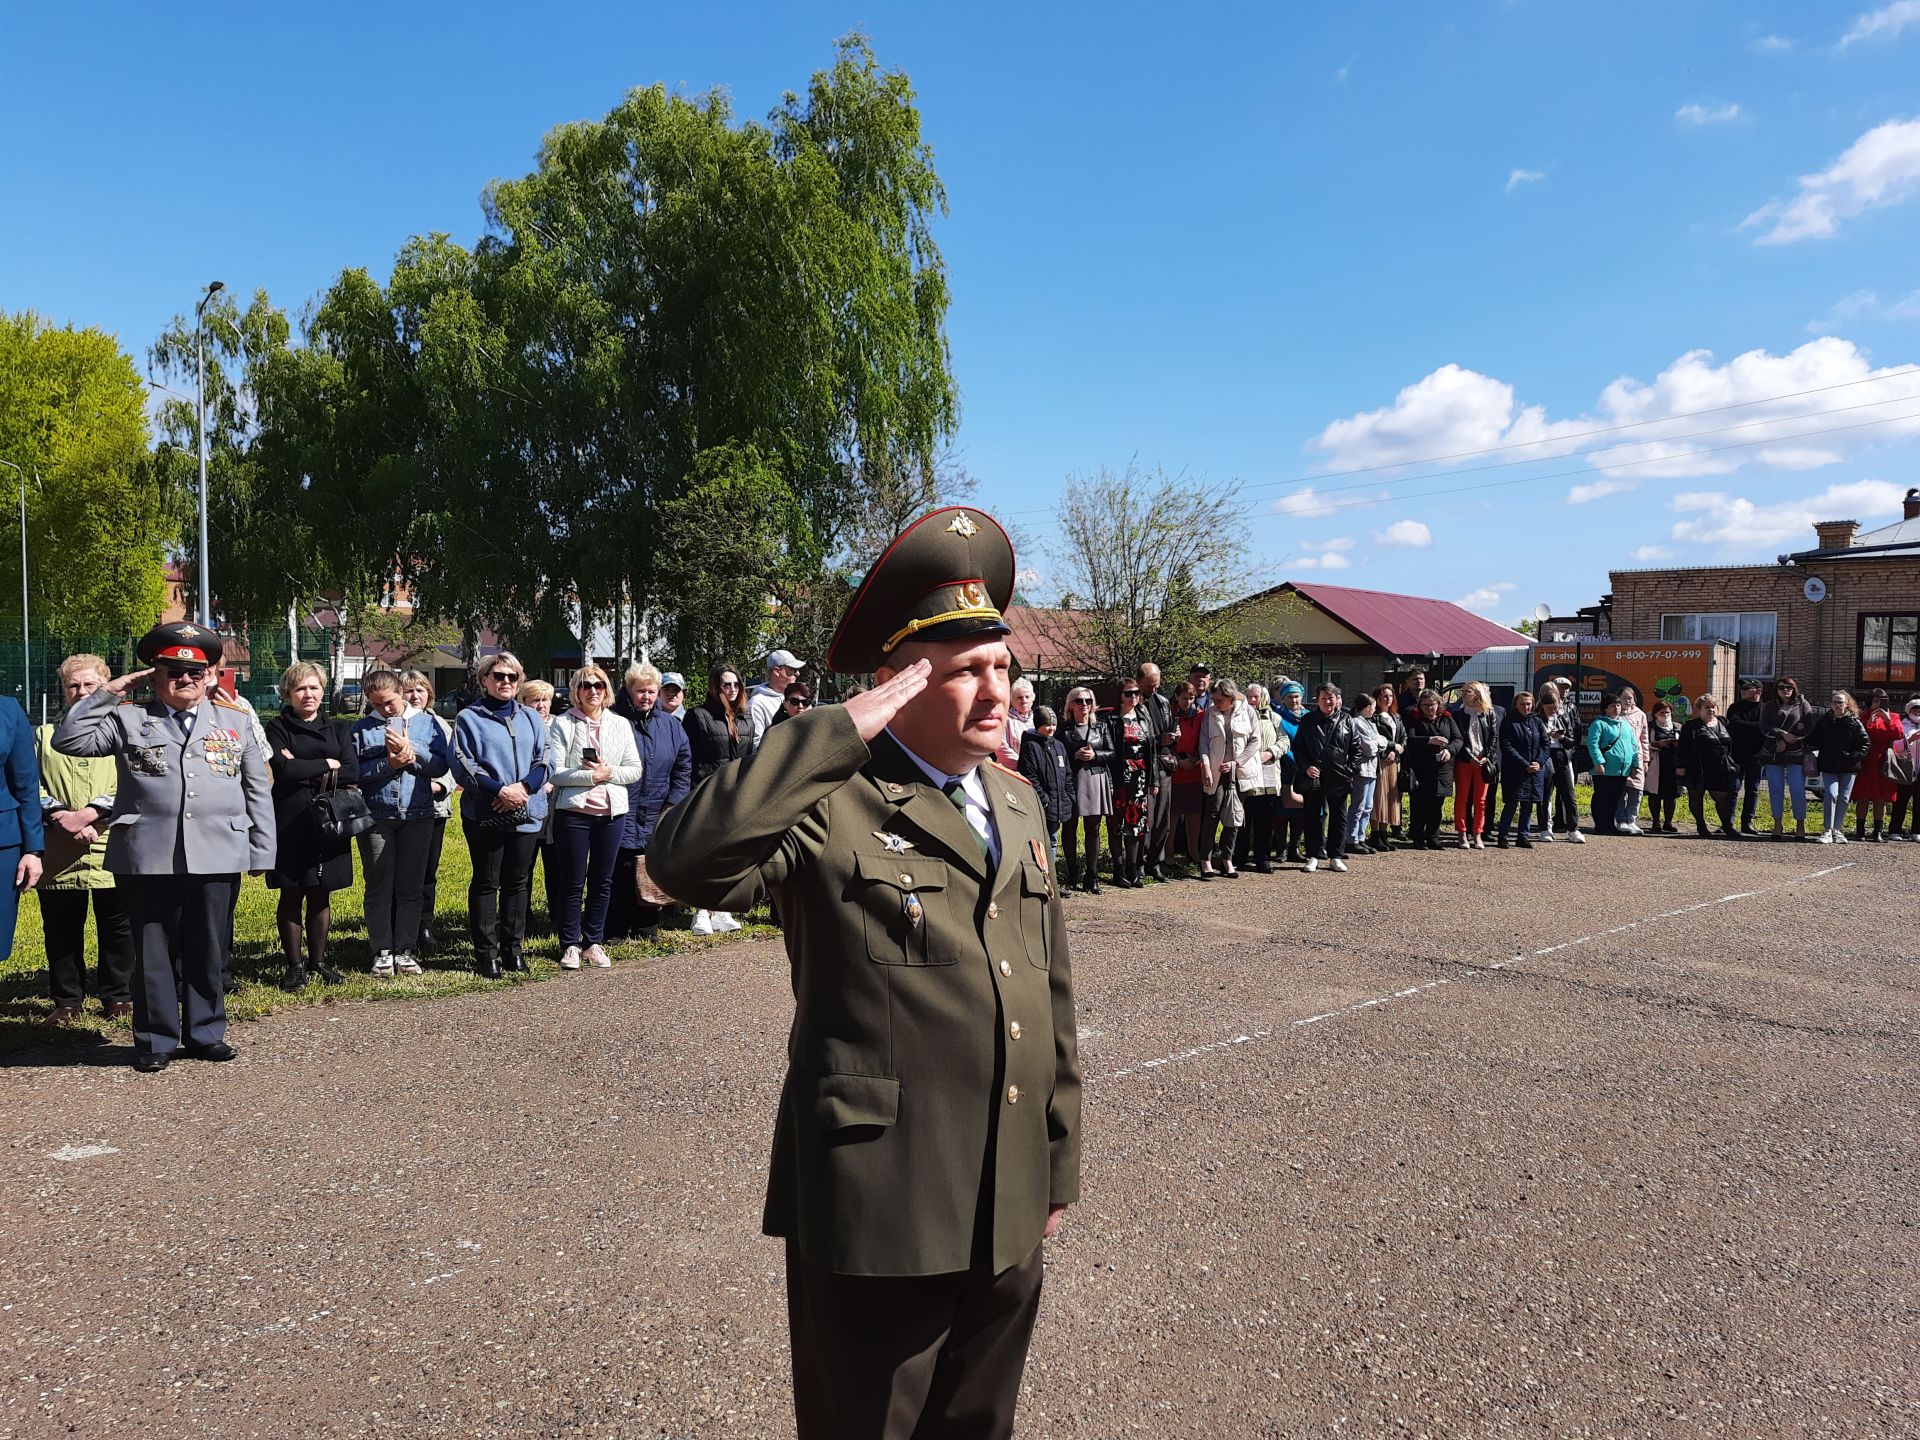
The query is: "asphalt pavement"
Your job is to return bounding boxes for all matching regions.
[2,834,1914,1438]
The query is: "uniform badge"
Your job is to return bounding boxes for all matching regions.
[903,893,925,929]
[1029,837,1049,874]
[873,830,915,853]
[946,512,979,538]
[202,728,243,778]
[128,744,171,777]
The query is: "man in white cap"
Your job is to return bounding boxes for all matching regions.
[748,649,805,747]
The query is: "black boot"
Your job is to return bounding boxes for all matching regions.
[276,918,306,991]
[308,911,344,985]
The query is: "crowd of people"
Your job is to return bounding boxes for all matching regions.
[16,645,1920,1023]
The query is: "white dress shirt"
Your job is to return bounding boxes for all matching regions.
[886,728,1001,864]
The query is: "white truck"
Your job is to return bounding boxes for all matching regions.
[1446,640,1739,722]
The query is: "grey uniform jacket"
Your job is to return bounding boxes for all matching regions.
[52,688,276,876]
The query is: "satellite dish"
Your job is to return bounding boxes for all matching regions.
[1803,576,1827,604]
[1533,603,1552,623]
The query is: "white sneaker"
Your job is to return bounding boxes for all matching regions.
[1304,858,1319,873]
[1568,828,1586,844]
[691,911,715,936]
[371,952,394,977]
[560,945,583,970]
[713,912,743,933]
[394,952,422,976]
[1330,858,1349,873]
[1816,831,1834,844]
[584,944,611,968]
[1539,828,1556,843]
[1834,831,1849,844]
[1625,823,1645,836]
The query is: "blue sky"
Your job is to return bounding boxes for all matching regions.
[5,1,1918,628]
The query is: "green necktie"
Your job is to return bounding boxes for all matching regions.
[942,780,990,860]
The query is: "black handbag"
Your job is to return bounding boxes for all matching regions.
[468,802,533,832]
[309,770,375,842]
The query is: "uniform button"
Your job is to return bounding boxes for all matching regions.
[987,902,1000,919]
[1006,1085,1020,1104]
[999,959,1012,977]
[1009,1020,1023,1040]
[183,813,192,819]
[899,873,913,885]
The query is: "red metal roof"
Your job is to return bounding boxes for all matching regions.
[1001,604,1106,673]
[1283,582,1530,657]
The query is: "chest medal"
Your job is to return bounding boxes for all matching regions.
[202,727,244,778]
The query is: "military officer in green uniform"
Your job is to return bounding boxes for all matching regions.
[650,507,1081,1440]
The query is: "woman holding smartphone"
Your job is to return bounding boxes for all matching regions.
[350,670,451,980]
[546,665,643,969]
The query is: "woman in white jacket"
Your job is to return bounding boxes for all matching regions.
[1199,678,1261,879]
[546,665,644,969]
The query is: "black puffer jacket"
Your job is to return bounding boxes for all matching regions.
[1017,729,1074,828]
[684,699,749,785]
[1809,710,1869,774]
[1677,717,1740,789]
[1291,707,1363,790]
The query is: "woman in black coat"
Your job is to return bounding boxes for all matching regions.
[1403,689,1463,850]
[1016,705,1073,865]
[264,663,357,984]
[1676,695,1742,840]
[684,666,751,785]
[1494,690,1550,847]
[1059,687,1114,893]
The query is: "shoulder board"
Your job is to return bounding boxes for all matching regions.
[989,759,1031,786]
[211,694,248,712]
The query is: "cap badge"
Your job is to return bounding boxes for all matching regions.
[960,580,987,608]
[946,512,979,538]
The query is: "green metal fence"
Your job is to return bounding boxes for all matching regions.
[0,623,335,724]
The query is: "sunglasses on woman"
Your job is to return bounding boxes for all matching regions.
[577,680,607,691]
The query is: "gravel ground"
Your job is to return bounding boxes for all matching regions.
[2,835,1914,1438]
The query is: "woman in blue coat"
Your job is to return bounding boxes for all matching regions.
[610,663,692,941]
[1494,689,1550,847]
[1,697,46,959]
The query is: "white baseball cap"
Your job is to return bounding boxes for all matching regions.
[660,672,685,691]
[767,649,806,670]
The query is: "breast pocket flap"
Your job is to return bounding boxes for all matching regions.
[852,853,948,892]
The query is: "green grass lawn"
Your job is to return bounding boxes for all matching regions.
[1,828,778,1059]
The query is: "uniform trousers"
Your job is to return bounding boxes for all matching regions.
[119,873,237,1054]
[786,1240,1044,1440]
[40,888,136,1008]
[357,818,434,956]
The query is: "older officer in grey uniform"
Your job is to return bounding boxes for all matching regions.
[652,508,1080,1440]
[53,622,274,1072]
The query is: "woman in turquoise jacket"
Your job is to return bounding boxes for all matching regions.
[1585,693,1640,836]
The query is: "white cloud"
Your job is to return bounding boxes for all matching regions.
[1807,288,1920,330]
[1677,102,1744,125]
[1632,545,1674,562]
[1272,485,1384,518]
[1374,518,1432,547]
[1506,167,1546,193]
[1457,582,1516,612]
[1751,33,1794,53]
[1668,478,1907,549]
[1743,117,1920,244]
[1838,1,1920,48]
[1310,338,1920,509]
[1293,552,1352,570]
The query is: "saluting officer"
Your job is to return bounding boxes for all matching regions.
[651,508,1081,1440]
[53,622,275,1073]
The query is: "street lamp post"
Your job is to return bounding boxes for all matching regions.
[0,458,27,716]
[194,279,225,626]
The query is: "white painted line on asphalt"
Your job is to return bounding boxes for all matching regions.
[47,1144,120,1161]
[1099,862,1856,1083]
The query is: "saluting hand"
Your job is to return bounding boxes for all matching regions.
[843,659,932,743]
[103,668,153,697]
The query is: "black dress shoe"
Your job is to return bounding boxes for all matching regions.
[132,1051,171,1074]
[476,961,504,980]
[185,1041,237,1062]
[278,967,308,992]
[223,977,241,995]
[1516,836,1533,849]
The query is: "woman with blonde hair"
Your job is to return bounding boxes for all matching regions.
[545,665,643,968]
[1059,686,1112,892]
[1200,677,1259,878]
[1809,689,1869,844]
[264,661,357,987]
[1452,681,1498,849]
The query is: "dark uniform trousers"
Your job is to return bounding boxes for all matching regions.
[120,873,237,1054]
[788,1240,1045,1440]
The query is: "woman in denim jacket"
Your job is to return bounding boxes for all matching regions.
[349,670,451,981]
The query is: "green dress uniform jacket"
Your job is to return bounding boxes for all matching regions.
[649,705,1082,1278]
[34,725,118,890]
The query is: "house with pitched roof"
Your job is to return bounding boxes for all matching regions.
[1223,581,1531,696]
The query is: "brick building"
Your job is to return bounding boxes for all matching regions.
[1608,487,1920,697]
